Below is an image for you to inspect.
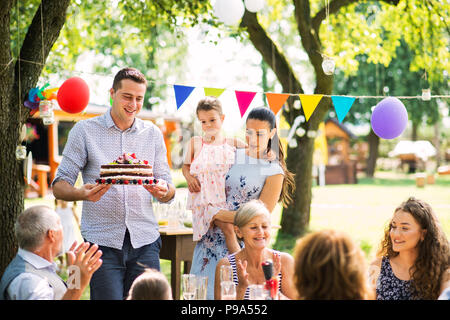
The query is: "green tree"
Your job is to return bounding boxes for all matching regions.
[334,40,446,177]
[233,0,449,239]
[1,0,211,277]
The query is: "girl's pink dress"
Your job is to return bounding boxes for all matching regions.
[186,139,236,241]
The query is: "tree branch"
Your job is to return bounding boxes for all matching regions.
[240,10,303,96]
[293,0,323,84]
[312,0,401,33]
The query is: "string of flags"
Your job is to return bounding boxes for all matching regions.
[173,84,357,123]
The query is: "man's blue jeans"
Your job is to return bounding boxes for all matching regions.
[89,230,162,300]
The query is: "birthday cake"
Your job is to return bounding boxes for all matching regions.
[96,153,158,185]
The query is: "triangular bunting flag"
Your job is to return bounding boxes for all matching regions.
[235,91,257,117]
[265,93,290,115]
[299,94,323,121]
[173,85,195,109]
[204,87,226,98]
[331,96,356,123]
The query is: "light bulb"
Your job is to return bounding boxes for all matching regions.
[422,89,431,101]
[295,127,305,137]
[322,57,335,75]
[39,100,53,118]
[307,130,317,138]
[288,139,298,149]
[293,100,301,110]
[16,145,27,160]
[42,111,55,125]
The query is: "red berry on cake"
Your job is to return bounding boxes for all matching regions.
[124,180,129,184]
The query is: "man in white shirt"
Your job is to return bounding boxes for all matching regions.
[0,205,103,300]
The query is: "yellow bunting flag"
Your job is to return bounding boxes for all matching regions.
[299,94,323,121]
[265,93,290,115]
[204,87,226,98]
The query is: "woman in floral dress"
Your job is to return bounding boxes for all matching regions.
[189,107,295,299]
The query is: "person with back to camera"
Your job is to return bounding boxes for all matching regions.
[368,197,450,300]
[127,268,172,300]
[293,229,373,300]
[52,67,175,300]
[214,200,297,300]
[182,96,247,254]
[0,205,102,300]
[189,106,295,299]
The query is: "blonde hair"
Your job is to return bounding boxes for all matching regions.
[234,200,271,229]
[293,229,372,300]
[127,269,172,300]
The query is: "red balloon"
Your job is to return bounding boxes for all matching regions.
[57,77,90,113]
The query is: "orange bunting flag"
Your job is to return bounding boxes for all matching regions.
[265,93,290,115]
[204,87,226,98]
[299,94,323,121]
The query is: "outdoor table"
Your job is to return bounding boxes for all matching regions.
[159,226,196,300]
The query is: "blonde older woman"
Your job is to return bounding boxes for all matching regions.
[214,200,297,300]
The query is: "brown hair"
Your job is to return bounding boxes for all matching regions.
[127,269,172,300]
[196,96,223,116]
[112,67,147,91]
[294,229,372,300]
[377,197,450,299]
[246,107,295,207]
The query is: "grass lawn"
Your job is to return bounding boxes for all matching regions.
[271,171,450,261]
[23,170,450,299]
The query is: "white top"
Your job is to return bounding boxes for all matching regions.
[6,249,58,300]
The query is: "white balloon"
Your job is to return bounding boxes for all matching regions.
[214,0,245,25]
[244,0,265,13]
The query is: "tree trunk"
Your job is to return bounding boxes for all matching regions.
[433,120,441,168]
[0,0,70,277]
[241,8,333,239]
[366,129,380,178]
[280,131,315,236]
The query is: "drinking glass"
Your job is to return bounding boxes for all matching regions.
[248,284,267,300]
[220,281,236,300]
[195,276,208,300]
[181,274,196,300]
[158,203,169,227]
[220,265,233,283]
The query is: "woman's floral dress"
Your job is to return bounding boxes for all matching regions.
[189,148,284,299]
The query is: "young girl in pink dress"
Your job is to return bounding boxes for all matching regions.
[183,96,245,253]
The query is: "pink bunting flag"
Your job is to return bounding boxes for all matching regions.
[235,90,257,117]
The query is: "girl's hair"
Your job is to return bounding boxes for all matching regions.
[246,107,295,207]
[196,96,223,116]
[293,229,372,300]
[377,197,450,299]
[127,268,172,300]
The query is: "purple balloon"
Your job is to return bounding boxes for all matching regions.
[370,97,408,139]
